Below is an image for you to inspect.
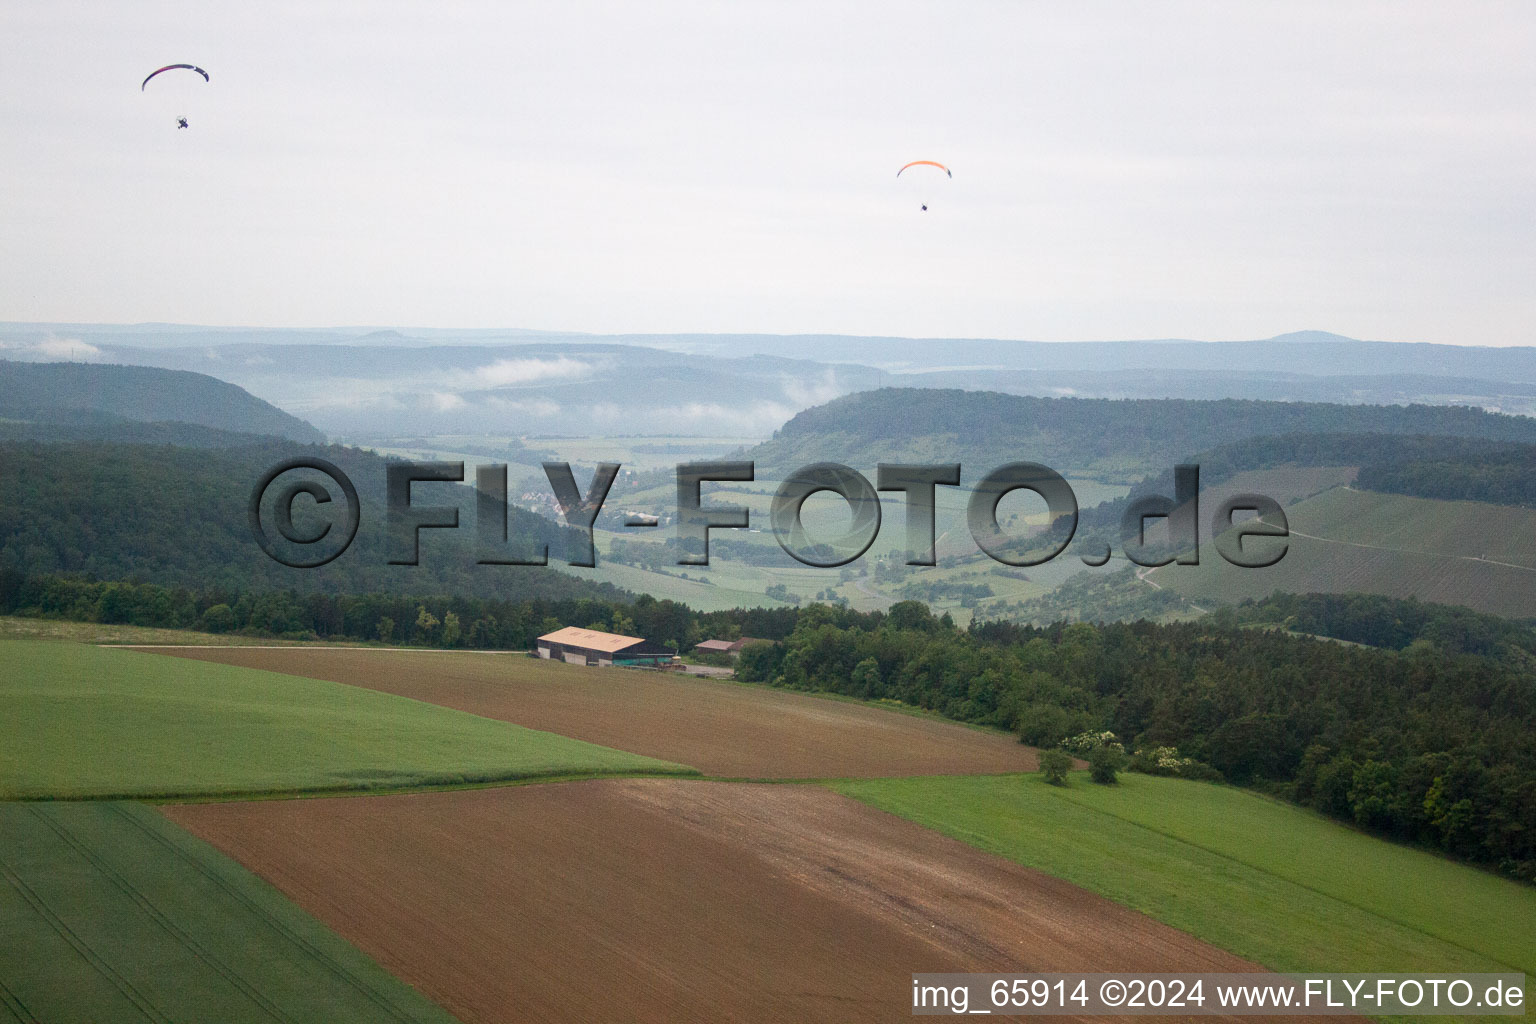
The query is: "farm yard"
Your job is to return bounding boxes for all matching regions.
[3,636,1530,1022]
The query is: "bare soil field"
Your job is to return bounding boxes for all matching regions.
[153,647,1037,778]
[165,780,1299,1024]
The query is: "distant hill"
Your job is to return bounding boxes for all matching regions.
[0,440,625,604]
[0,362,325,443]
[5,323,1535,437]
[0,335,878,438]
[896,367,1536,413]
[666,330,1536,380]
[747,389,1536,479]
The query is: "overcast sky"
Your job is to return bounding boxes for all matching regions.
[3,1,1533,345]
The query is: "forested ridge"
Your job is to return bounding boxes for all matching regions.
[749,389,1536,476]
[0,441,624,604]
[0,361,324,443]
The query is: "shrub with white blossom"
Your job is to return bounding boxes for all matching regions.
[1062,730,1122,755]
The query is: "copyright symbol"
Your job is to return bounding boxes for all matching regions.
[249,458,360,568]
[1100,980,1126,1007]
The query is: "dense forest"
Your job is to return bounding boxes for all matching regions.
[0,361,324,443]
[1220,592,1536,659]
[5,566,1532,881]
[748,389,1536,478]
[735,601,1536,880]
[0,441,622,604]
[1356,444,1536,508]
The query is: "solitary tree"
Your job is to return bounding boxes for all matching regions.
[1039,748,1073,786]
[1088,744,1126,784]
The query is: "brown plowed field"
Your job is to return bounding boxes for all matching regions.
[165,780,1308,1024]
[152,647,1037,778]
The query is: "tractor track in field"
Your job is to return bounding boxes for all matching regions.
[150,646,1040,779]
[167,779,1326,1024]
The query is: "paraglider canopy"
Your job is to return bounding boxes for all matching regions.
[896,160,951,211]
[896,160,952,179]
[142,64,209,129]
[141,64,209,91]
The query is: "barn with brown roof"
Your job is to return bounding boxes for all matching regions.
[536,626,678,668]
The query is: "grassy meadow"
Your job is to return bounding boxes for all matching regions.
[832,773,1535,997]
[0,638,692,799]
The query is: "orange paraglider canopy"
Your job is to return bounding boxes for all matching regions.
[897,160,951,178]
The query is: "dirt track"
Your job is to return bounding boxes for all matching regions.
[166,780,1299,1024]
[152,647,1038,778]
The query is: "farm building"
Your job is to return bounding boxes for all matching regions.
[536,626,678,668]
[693,637,774,659]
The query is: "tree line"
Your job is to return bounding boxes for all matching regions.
[733,599,1535,881]
[0,570,796,653]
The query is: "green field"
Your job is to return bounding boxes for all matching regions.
[832,773,1534,1003]
[1151,486,1536,617]
[0,801,461,1022]
[0,638,691,799]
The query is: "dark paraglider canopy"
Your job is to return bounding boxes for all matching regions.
[143,64,209,129]
[141,64,209,91]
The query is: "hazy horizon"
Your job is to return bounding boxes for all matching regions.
[0,321,1527,351]
[3,3,1533,346]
